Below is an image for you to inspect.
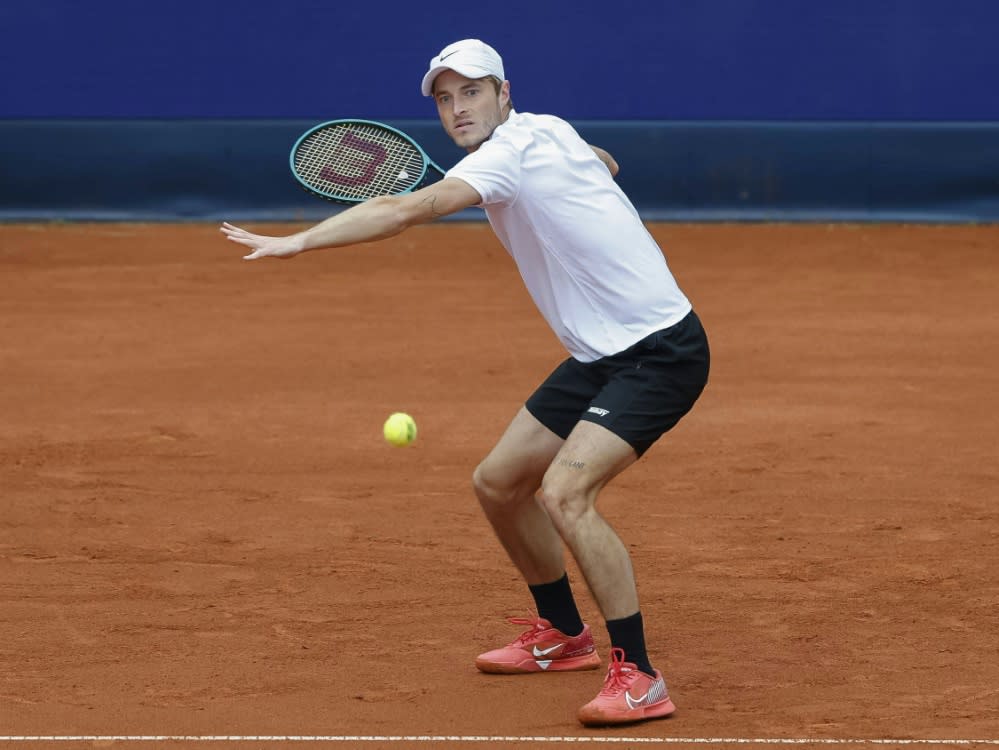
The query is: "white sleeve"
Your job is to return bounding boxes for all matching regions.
[444,138,521,206]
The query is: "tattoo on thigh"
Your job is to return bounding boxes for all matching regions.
[558,457,586,470]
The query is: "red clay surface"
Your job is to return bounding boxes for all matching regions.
[2,223,998,749]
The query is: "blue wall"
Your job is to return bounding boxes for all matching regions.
[2,0,998,120]
[3,119,997,223]
[2,1,998,222]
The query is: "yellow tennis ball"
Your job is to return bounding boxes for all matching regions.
[383,412,417,447]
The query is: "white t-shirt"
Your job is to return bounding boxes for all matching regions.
[446,111,691,363]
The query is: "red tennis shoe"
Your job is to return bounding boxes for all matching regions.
[578,647,676,726]
[475,617,601,674]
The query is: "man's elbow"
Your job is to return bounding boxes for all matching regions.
[370,195,423,236]
[590,146,619,178]
[601,151,620,177]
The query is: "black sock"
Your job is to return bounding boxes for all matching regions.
[528,573,585,637]
[606,611,656,677]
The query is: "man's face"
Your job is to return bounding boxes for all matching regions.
[432,69,510,152]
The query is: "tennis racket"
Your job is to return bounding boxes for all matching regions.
[290,119,447,204]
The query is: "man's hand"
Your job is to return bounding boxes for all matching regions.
[220,222,306,260]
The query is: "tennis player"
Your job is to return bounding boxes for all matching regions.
[221,38,709,727]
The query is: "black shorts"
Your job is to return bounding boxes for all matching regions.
[525,310,710,457]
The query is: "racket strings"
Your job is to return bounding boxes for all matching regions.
[294,123,426,201]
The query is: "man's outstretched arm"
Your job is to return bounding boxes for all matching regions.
[220,177,481,260]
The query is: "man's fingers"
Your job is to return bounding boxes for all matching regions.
[221,221,280,260]
[220,222,253,241]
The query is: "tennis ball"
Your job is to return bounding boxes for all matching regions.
[383,412,417,447]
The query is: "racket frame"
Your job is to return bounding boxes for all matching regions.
[289,119,446,204]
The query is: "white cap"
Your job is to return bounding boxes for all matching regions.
[421,39,505,97]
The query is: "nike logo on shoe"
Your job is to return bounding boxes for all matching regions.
[532,644,564,657]
[625,690,649,709]
[625,678,666,709]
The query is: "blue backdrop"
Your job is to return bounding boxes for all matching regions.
[2,1,998,221]
[2,0,998,120]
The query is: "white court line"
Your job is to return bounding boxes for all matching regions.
[1,738,999,745]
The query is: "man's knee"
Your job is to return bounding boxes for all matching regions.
[473,461,518,507]
[536,481,592,531]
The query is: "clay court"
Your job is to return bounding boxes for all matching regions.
[2,222,997,748]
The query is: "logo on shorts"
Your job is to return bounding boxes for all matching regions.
[587,407,610,417]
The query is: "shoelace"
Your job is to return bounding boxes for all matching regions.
[506,616,549,646]
[597,647,636,696]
